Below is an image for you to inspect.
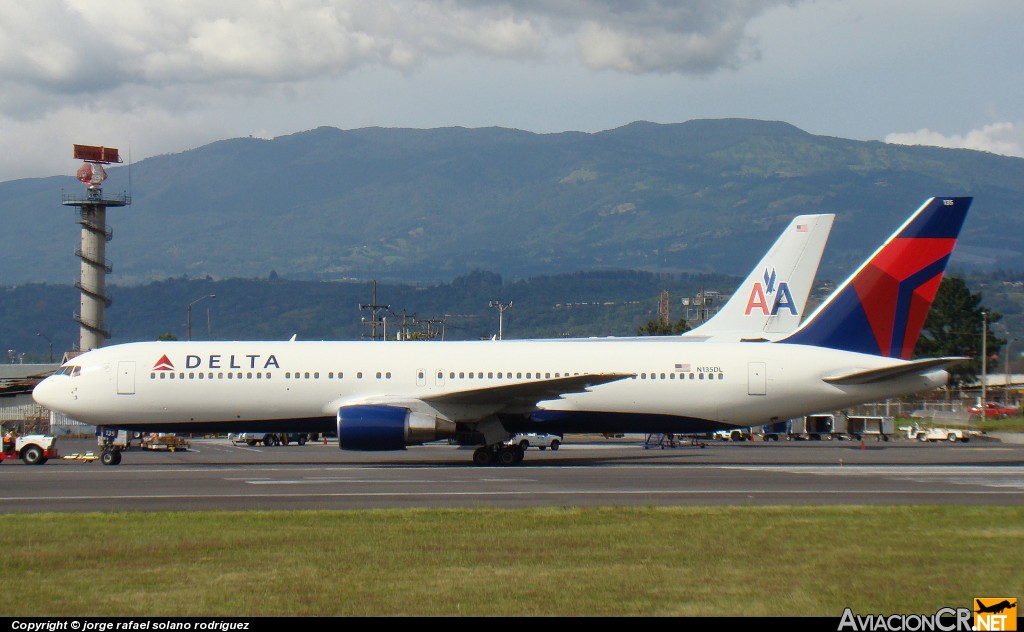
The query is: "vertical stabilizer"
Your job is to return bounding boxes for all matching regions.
[781,197,971,358]
[686,213,834,339]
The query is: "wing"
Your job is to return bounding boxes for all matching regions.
[424,372,633,409]
[333,372,634,422]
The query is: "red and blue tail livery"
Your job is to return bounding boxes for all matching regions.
[782,197,971,359]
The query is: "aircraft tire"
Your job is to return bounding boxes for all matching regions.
[473,447,496,466]
[497,446,521,466]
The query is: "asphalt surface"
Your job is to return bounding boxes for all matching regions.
[1,436,1022,513]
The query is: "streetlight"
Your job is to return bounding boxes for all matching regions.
[981,311,988,412]
[187,294,216,341]
[1006,337,1018,406]
[488,300,512,340]
[36,333,53,362]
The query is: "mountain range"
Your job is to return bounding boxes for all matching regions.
[2,118,1022,286]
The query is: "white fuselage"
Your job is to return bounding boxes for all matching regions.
[33,338,947,435]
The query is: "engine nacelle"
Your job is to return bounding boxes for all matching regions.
[337,404,457,451]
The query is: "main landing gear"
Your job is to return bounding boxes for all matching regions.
[472,444,524,466]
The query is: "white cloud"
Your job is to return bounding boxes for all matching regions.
[0,0,797,180]
[0,1,785,115]
[885,123,1024,158]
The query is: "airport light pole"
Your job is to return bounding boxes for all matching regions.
[187,294,216,341]
[981,311,988,412]
[488,300,512,340]
[1006,337,1017,406]
[36,332,53,362]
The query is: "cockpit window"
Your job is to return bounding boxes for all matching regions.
[54,365,81,377]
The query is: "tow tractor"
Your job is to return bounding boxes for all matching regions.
[1,434,61,465]
[901,423,976,443]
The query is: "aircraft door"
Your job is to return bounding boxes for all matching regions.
[435,369,445,387]
[117,361,136,395]
[416,369,426,387]
[747,362,767,396]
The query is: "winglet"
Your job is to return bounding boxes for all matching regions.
[781,197,971,358]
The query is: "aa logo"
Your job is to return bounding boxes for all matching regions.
[744,268,797,317]
[974,598,1017,631]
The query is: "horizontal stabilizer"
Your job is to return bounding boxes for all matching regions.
[424,372,634,407]
[823,357,967,385]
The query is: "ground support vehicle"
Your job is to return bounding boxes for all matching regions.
[788,413,848,440]
[643,433,707,449]
[902,424,974,443]
[847,416,894,441]
[759,421,790,441]
[229,432,308,446]
[140,434,191,451]
[62,452,100,463]
[0,434,60,465]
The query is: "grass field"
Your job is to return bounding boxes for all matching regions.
[1,506,1021,617]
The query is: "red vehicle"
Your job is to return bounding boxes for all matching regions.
[968,402,1018,419]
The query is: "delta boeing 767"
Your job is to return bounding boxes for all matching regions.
[33,197,969,465]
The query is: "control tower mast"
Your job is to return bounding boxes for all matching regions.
[62,145,131,352]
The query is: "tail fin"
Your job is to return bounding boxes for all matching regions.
[781,197,971,358]
[687,213,834,339]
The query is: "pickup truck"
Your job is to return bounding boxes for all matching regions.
[712,428,750,441]
[507,433,561,450]
[967,402,1018,419]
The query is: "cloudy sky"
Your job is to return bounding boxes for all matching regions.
[2,0,1022,182]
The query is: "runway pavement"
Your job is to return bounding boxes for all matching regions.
[1,436,1022,513]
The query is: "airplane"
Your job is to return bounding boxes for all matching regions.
[975,599,1016,615]
[32,197,970,466]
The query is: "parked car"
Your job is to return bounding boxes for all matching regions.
[507,433,561,450]
[967,402,1018,419]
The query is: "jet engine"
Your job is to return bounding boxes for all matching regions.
[337,404,457,450]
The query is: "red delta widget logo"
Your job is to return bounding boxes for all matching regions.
[744,268,797,316]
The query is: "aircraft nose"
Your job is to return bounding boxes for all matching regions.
[32,376,62,411]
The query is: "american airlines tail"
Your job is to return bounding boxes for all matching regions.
[684,213,834,340]
[781,197,971,359]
